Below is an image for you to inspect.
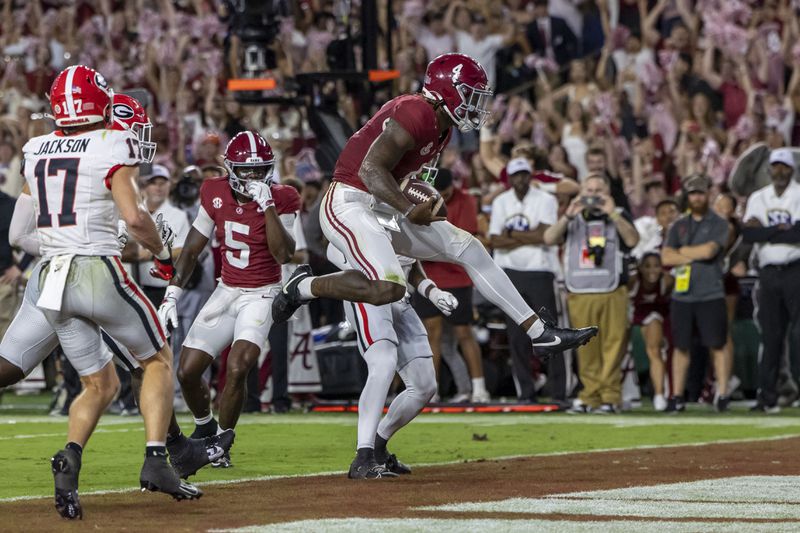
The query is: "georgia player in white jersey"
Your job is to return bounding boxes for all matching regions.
[0,93,232,494]
[21,65,200,519]
[327,244,456,478]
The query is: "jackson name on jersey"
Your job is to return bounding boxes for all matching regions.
[22,128,140,259]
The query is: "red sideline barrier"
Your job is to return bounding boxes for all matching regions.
[309,403,561,414]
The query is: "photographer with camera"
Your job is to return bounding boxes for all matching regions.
[545,174,639,413]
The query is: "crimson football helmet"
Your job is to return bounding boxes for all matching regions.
[49,65,113,128]
[111,94,157,162]
[422,53,492,133]
[223,131,275,196]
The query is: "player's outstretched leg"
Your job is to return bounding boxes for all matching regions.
[348,339,400,480]
[426,234,598,356]
[375,358,437,474]
[273,266,405,324]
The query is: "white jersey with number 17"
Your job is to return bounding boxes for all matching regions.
[22,128,140,259]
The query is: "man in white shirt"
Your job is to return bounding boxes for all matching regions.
[137,164,190,304]
[742,148,800,412]
[489,158,563,403]
[414,11,455,63]
[451,11,516,87]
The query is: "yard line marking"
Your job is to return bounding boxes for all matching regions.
[2,433,799,503]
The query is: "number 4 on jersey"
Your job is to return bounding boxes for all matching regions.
[35,157,80,228]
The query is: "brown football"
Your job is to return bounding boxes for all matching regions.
[399,177,447,218]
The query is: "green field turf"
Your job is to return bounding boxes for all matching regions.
[2,394,800,501]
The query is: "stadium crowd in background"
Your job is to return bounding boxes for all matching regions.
[1,0,800,413]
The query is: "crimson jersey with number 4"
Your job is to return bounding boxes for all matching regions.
[22,128,140,259]
[333,94,451,192]
[195,177,301,288]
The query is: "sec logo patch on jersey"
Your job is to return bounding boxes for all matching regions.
[213,197,223,209]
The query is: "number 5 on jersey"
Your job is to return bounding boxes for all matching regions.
[225,221,250,269]
[35,157,80,228]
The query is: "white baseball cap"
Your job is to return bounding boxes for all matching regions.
[506,157,532,176]
[142,164,171,182]
[769,148,795,169]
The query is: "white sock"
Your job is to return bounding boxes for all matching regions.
[297,277,316,299]
[194,413,213,426]
[472,377,487,394]
[527,318,545,340]
[146,441,166,447]
[357,340,398,449]
[216,426,229,435]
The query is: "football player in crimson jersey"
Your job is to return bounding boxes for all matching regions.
[273,53,598,473]
[19,65,201,518]
[158,131,300,465]
[0,93,233,489]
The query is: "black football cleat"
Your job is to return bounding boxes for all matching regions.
[383,453,412,475]
[531,307,598,358]
[51,448,82,520]
[272,264,313,324]
[168,429,235,479]
[140,452,203,501]
[347,457,399,479]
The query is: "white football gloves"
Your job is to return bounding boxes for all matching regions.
[155,213,176,249]
[418,279,459,316]
[117,220,129,248]
[246,181,274,211]
[157,285,183,334]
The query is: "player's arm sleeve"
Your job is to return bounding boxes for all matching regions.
[275,185,302,215]
[192,205,215,239]
[104,131,141,189]
[279,213,296,235]
[292,214,307,251]
[8,193,40,256]
[488,198,506,236]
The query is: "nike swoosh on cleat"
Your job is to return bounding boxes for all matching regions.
[206,446,223,461]
[533,335,561,347]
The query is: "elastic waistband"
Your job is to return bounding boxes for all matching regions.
[331,182,373,204]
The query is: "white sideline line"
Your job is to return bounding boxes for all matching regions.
[210,517,800,533]
[1,433,798,504]
[5,413,800,428]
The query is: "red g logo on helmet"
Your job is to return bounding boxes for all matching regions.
[49,65,114,128]
[223,131,276,197]
[111,94,157,163]
[422,53,493,133]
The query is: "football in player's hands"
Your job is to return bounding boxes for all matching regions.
[399,177,447,218]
